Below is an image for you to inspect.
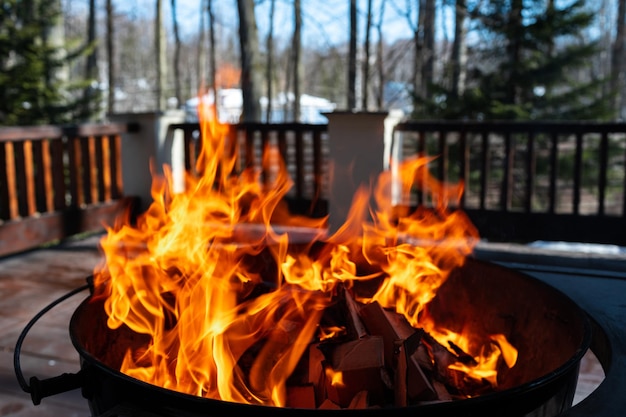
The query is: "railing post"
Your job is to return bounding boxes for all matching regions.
[324,111,399,233]
[108,110,185,213]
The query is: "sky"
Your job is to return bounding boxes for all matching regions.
[103,0,422,47]
[63,0,612,50]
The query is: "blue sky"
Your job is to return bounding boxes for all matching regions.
[104,0,420,47]
[64,0,610,49]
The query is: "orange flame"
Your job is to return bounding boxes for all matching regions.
[93,97,516,406]
[319,326,347,341]
[216,64,241,89]
[325,367,345,388]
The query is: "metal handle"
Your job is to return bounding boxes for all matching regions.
[14,277,93,405]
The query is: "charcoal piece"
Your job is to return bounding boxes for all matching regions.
[394,339,436,406]
[359,301,406,367]
[446,368,494,397]
[307,343,327,405]
[344,287,368,339]
[286,385,316,409]
[348,391,369,409]
[414,380,455,404]
[323,336,386,408]
[318,399,341,409]
[447,340,478,366]
[381,308,419,340]
[319,284,369,342]
[414,343,434,372]
[421,332,458,378]
[394,340,409,407]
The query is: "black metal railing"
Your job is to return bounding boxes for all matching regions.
[393,120,626,245]
[174,120,626,245]
[169,122,329,217]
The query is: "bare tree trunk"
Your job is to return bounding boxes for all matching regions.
[265,0,275,122]
[46,1,68,84]
[84,0,97,116]
[507,0,523,106]
[43,0,70,120]
[543,0,556,101]
[284,44,292,120]
[375,0,386,110]
[197,0,206,90]
[361,0,373,109]
[106,0,114,114]
[450,0,467,98]
[237,0,262,122]
[86,0,97,81]
[612,0,626,119]
[412,26,420,102]
[597,0,613,101]
[171,0,182,108]
[292,0,302,121]
[422,0,435,92]
[155,0,167,111]
[208,0,217,97]
[421,0,435,101]
[347,0,357,109]
[408,0,423,107]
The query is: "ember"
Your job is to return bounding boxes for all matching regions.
[91,99,517,409]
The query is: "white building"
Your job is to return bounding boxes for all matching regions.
[185,89,336,124]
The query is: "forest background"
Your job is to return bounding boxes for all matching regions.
[1,0,625,125]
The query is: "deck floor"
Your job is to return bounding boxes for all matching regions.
[0,234,101,416]
[0,234,604,416]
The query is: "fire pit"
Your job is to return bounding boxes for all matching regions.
[13,104,592,416]
[14,257,590,417]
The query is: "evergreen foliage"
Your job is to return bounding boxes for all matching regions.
[420,0,612,120]
[0,0,99,126]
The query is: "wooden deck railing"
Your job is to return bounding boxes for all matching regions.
[0,123,138,256]
[169,122,330,216]
[393,121,626,245]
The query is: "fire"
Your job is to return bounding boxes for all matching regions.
[319,325,346,341]
[93,97,517,407]
[216,63,241,89]
[325,368,345,388]
[425,326,519,386]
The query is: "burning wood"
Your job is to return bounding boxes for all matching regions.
[91,100,517,409]
[322,336,386,407]
[277,286,511,409]
[286,385,316,408]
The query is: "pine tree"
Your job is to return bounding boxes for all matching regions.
[0,0,98,126]
[423,0,612,120]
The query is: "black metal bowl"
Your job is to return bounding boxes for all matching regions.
[62,258,591,417]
